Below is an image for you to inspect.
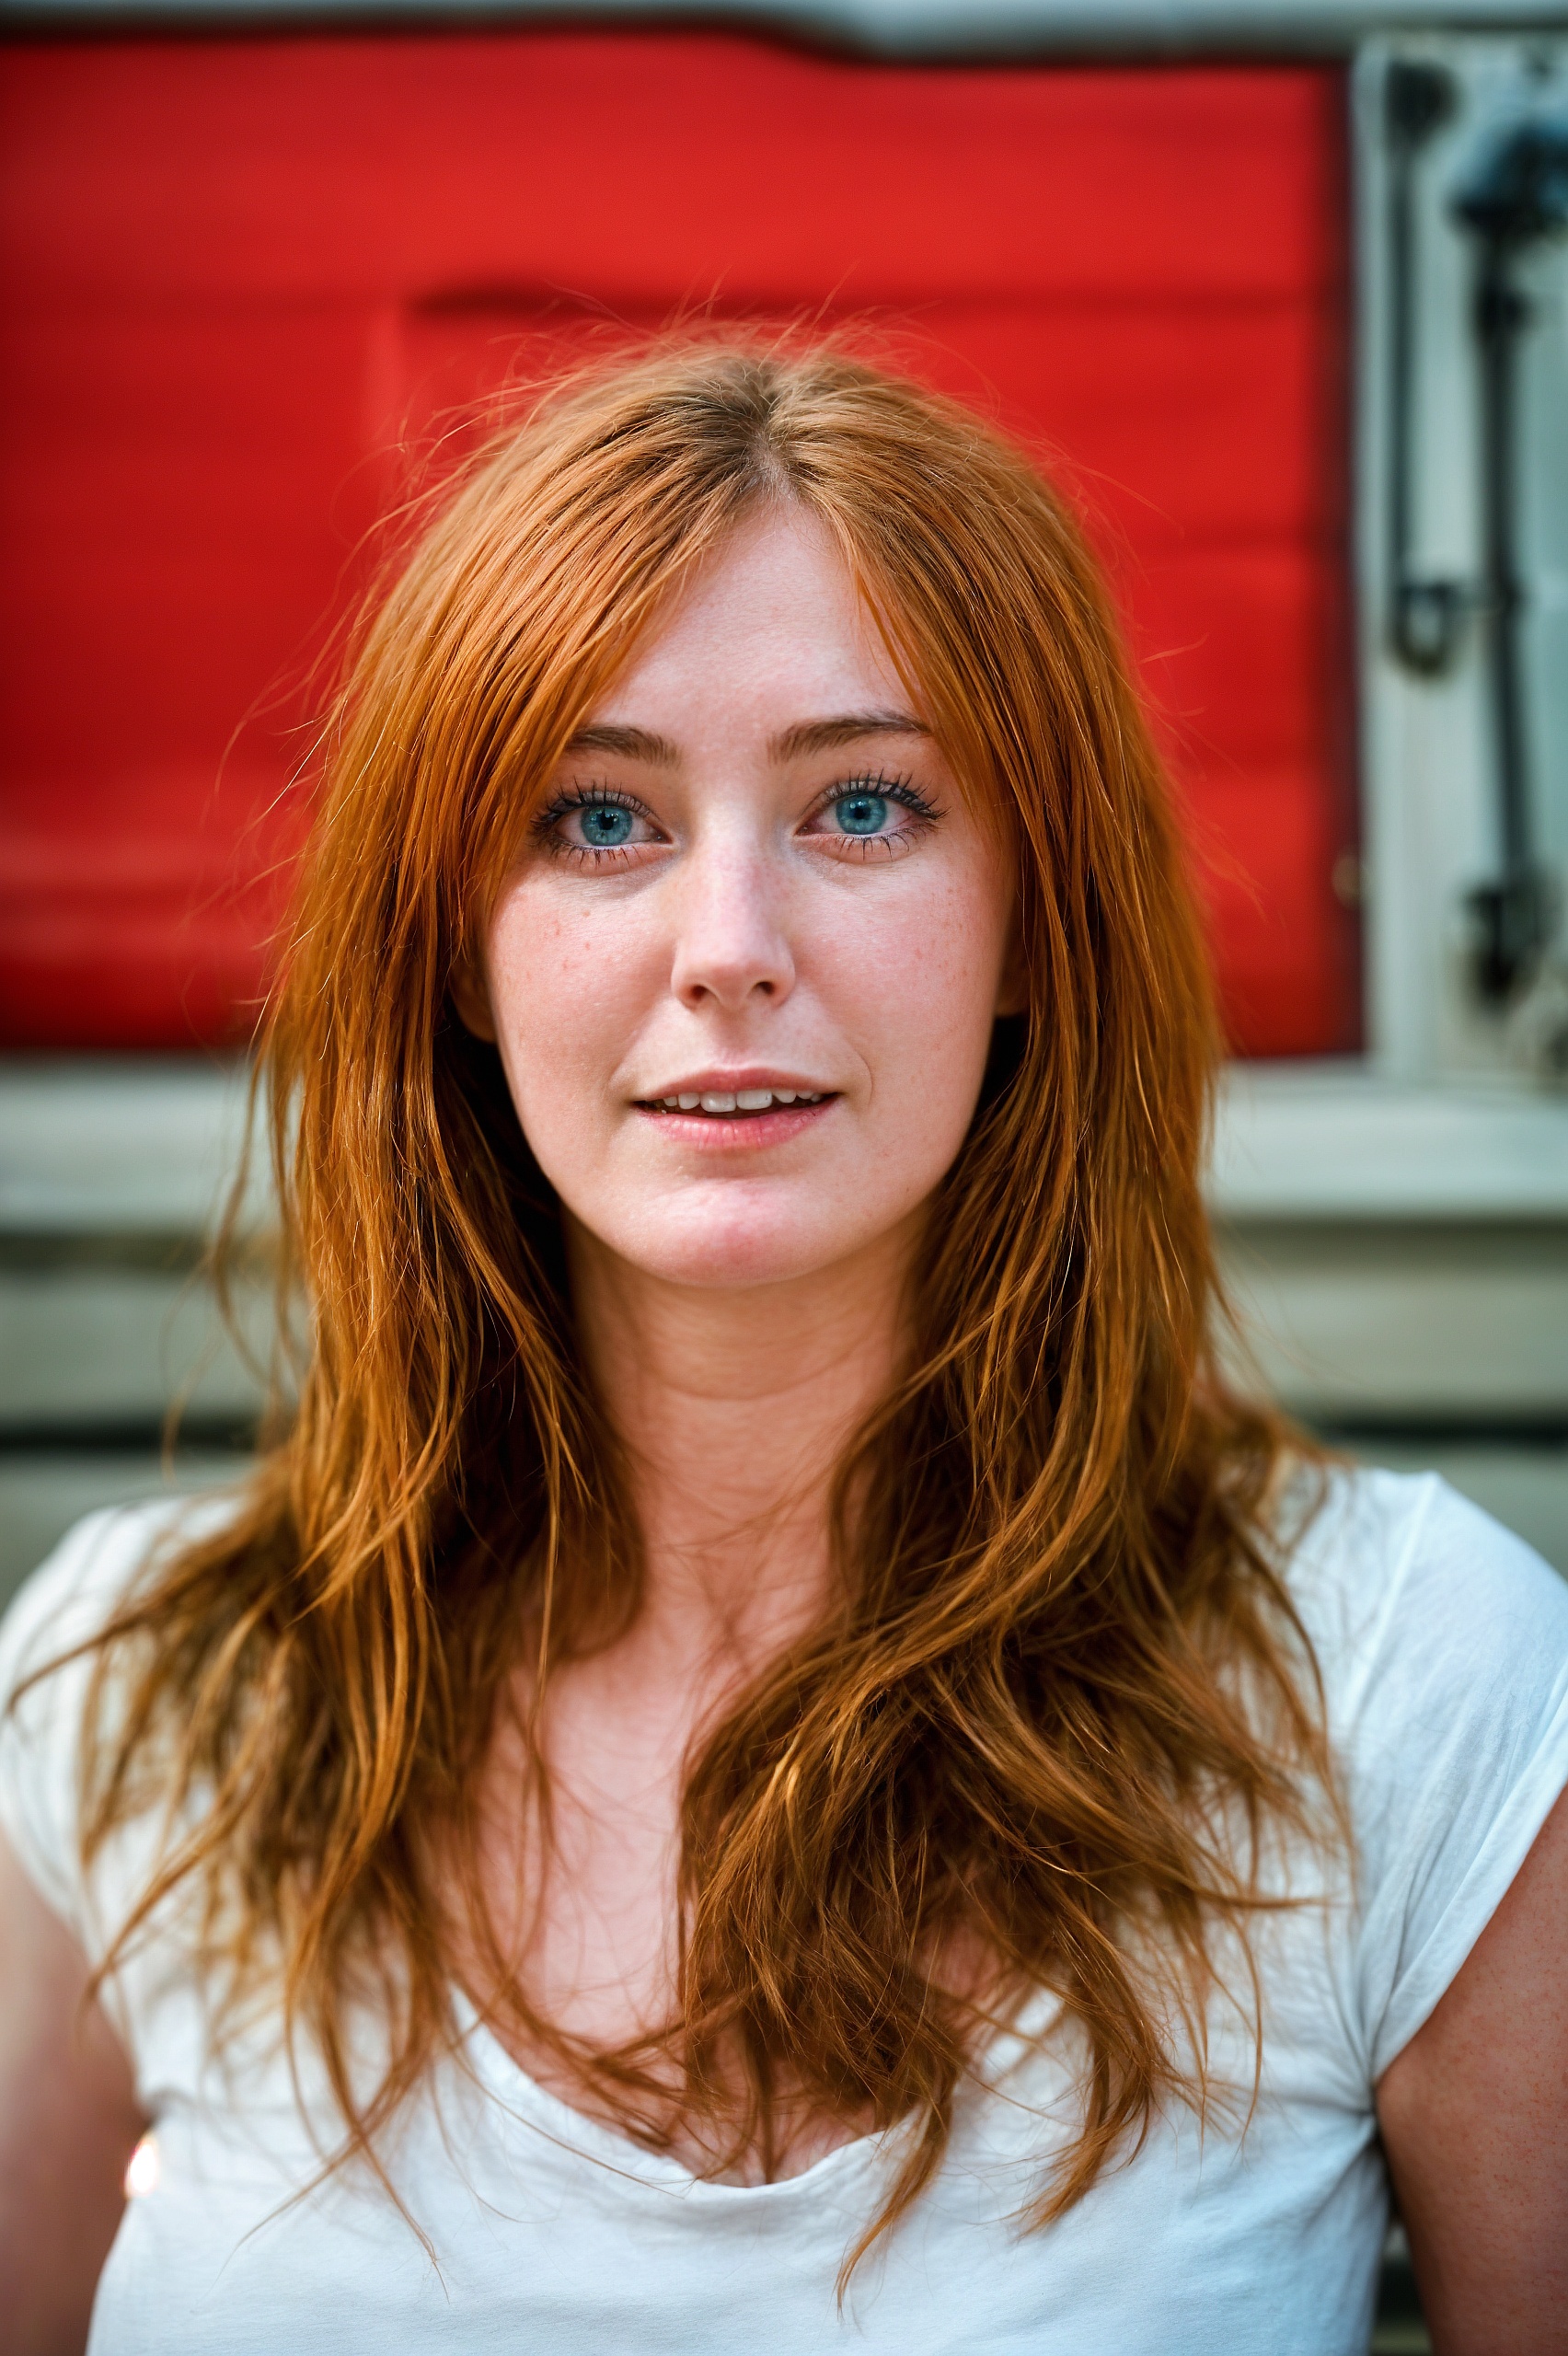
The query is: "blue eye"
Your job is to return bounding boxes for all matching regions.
[833,791,888,837]
[578,804,634,848]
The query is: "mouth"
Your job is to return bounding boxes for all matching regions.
[630,1080,840,1149]
[635,1085,835,1121]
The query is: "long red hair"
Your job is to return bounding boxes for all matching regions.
[69,338,1327,2262]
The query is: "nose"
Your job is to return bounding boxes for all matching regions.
[668,838,796,1014]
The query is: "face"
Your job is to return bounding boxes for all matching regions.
[458,506,1019,1294]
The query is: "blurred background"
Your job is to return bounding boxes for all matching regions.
[3,3,1566,2340]
[5,15,1568,1578]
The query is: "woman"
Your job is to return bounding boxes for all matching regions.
[1,344,1563,2355]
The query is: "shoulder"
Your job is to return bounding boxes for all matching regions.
[0,1491,243,1950]
[1280,1466,1568,2075]
[3,1497,190,1679]
[0,1489,243,1712]
[1281,1465,1568,1743]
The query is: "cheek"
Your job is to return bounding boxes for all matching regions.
[482,884,652,1135]
[823,862,1007,1160]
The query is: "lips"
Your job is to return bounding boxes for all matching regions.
[640,1084,832,1118]
[629,1074,840,1147]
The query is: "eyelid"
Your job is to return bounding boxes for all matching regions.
[799,769,942,829]
[532,769,941,851]
[532,780,665,834]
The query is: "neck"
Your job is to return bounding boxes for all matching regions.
[566,1216,917,1673]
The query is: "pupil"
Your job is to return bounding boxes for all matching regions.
[582,805,633,847]
[836,792,887,837]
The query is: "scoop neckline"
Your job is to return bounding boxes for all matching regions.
[452,1989,902,2206]
[451,1981,1063,2207]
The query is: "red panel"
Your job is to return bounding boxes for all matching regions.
[0,32,1358,1056]
[0,40,1340,305]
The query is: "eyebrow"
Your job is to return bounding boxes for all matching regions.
[560,722,680,764]
[559,710,930,768]
[770,710,931,762]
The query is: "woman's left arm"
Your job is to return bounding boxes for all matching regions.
[1376,1785,1568,2354]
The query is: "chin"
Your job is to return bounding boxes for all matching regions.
[618,1185,851,1291]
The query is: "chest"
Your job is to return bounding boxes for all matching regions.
[94,2018,1389,2356]
[465,1669,695,2051]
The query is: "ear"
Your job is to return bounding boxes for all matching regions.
[449,950,498,1044]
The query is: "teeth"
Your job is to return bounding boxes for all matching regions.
[652,1088,827,1114]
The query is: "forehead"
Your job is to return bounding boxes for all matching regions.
[587,505,907,735]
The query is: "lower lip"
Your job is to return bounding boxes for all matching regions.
[633,1098,838,1151]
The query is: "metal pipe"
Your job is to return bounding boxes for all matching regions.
[1385,59,1462,676]
[1454,116,1568,1000]
[1476,244,1530,878]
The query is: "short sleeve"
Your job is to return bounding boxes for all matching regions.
[0,1498,213,1961]
[1312,1472,1568,2081]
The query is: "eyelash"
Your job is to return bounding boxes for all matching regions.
[803,769,942,832]
[533,781,645,829]
[531,782,654,867]
[532,769,943,863]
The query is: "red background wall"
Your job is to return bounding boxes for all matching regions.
[0,31,1358,1057]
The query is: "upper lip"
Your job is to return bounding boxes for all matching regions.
[634,1068,836,1101]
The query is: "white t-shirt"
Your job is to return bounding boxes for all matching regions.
[2,1471,1565,2356]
